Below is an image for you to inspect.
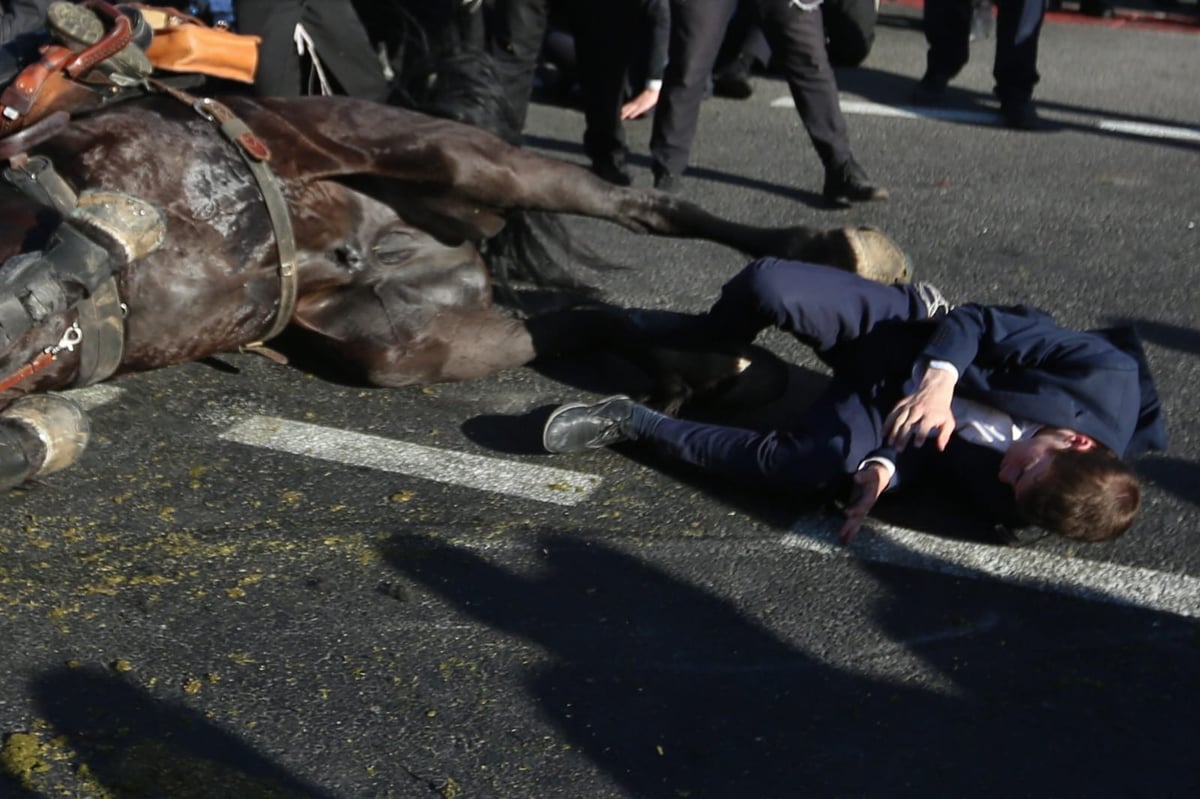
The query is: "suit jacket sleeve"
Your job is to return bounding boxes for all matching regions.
[916,304,1146,456]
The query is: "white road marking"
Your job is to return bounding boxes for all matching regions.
[782,522,1200,619]
[45,386,1200,619]
[219,414,601,506]
[1095,119,1200,143]
[773,96,1200,142]
[773,95,1002,124]
[57,383,125,411]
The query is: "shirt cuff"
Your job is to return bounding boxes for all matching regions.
[926,359,960,381]
[645,79,663,92]
[857,456,896,489]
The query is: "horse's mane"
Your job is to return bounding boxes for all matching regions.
[358,0,618,299]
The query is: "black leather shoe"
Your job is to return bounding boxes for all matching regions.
[1000,98,1041,130]
[909,76,949,106]
[712,56,754,99]
[1079,0,1115,17]
[653,171,681,194]
[823,158,889,206]
[543,395,637,454]
[591,158,632,187]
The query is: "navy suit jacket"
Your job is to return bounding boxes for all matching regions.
[871,304,1167,516]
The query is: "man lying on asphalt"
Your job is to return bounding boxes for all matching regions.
[541,258,1167,543]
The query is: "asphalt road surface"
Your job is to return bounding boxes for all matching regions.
[1,6,1198,798]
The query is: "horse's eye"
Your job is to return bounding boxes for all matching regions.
[372,231,414,265]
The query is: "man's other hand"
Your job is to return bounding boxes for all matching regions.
[839,463,889,544]
[886,366,956,451]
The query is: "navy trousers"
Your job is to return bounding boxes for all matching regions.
[631,259,941,492]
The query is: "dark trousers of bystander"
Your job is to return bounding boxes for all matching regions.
[921,0,1045,104]
[651,0,853,184]
[568,0,643,176]
[235,0,388,101]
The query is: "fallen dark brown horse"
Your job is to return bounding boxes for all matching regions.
[0,93,908,488]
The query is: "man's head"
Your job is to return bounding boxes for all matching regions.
[998,428,1141,542]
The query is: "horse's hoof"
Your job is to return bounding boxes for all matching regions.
[0,393,90,489]
[839,226,912,285]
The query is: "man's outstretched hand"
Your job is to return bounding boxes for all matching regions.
[839,462,889,544]
[885,366,957,451]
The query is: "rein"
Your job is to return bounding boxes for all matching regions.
[0,322,81,393]
[149,79,298,344]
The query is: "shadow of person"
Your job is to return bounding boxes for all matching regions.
[381,531,1200,797]
[1138,455,1200,507]
[23,667,337,799]
[1108,317,1200,357]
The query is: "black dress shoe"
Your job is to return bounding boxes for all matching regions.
[712,56,754,99]
[543,395,637,454]
[653,171,681,194]
[823,158,889,206]
[1000,98,1041,130]
[1079,0,1115,17]
[591,159,632,187]
[909,76,949,106]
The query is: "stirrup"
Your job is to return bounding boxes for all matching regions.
[46,0,154,79]
[72,189,166,264]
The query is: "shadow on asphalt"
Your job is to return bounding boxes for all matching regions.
[380,530,1200,798]
[6,668,338,799]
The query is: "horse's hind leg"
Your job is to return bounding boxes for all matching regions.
[0,394,91,490]
[469,148,910,283]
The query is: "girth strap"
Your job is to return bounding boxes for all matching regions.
[151,80,297,342]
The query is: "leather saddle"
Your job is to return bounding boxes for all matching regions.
[0,0,151,154]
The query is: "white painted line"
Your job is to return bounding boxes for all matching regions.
[220,414,601,506]
[1096,119,1200,143]
[783,522,1200,619]
[57,383,125,411]
[774,95,1200,143]
[772,95,1001,124]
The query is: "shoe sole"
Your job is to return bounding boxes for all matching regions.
[542,395,630,454]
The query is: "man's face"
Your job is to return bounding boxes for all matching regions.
[998,428,1091,496]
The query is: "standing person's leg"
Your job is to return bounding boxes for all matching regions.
[570,0,640,185]
[991,0,1044,129]
[912,0,972,102]
[822,0,877,68]
[302,0,389,102]
[235,0,304,97]
[648,0,736,191]
[754,0,886,204]
[486,0,551,139]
